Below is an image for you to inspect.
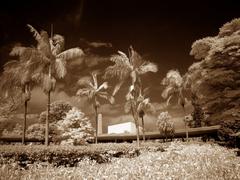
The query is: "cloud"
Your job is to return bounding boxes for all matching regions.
[80,38,112,48]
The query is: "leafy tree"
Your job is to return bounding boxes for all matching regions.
[56,107,94,145]
[39,101,72,123]
[186,18,240,130]
[105,46,158,148]
[18,24,84,145]
[161,70,189,141]
[156,111,174,142]
[76,72,114,143]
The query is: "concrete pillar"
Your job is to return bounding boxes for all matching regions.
[98,113,102,135]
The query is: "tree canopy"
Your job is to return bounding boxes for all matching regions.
[186,18,240,125]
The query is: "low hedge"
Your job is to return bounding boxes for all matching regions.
[0,142,164,167]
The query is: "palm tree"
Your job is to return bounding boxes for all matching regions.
[136,89,154,142]
[11,24,84,145]
[105,46,158,147]
[0,59,37,144]
[76,72,114,143]
[125,88,154,142]
[161,69,189,141]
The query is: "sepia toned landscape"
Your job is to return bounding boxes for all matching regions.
[0,0,239,179]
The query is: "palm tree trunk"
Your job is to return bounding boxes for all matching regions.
[141,116,145,142]
[45,65,52,146]
[94,105,98,144]
[183,107,189,142]
[130,100,140,148]
[22,100,27,145]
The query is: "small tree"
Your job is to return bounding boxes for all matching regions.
[161,70,189,141]
[76,72,114,144]
[156,112,175,142]
[125,88,154,141]
[56,107,95,145]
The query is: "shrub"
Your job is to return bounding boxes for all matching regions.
[156,112,174,141]
[218,119,240,148]
[56,107,95,145]
[2,123,22,137]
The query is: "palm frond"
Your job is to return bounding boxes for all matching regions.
[27,24,42,42]
[76,88,95,100]
[124,100,132,113]
[129,46,143,69]
[42,74,55,93]
[97,91,114,104]
[9,46,27,56]
[112,81,124,96]
[138,62,158,74]
[97,82,108,92]
[3,60,19,71]
[55,58,67,78]
[50,34,65,56]
[166,95,173,106]
[57,48,84,61]
[77,76,94,89]
[91,72,98,89]
[161,86,174,99]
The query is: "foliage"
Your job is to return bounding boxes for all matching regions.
[26,123,45,140]
[39,101,72,124]
[55,107,95,145]
[156,112,175,141]
[218,119,240,148]
[161,69,186,107]
[76,72,114,107]
[186,18,240,127]
[104,46,158,96]
[0,143,147,167]
[1,142,240,179]
[2,123,22,137]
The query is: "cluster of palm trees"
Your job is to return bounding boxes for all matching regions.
[0,25,191,147]
[0,25,84,145]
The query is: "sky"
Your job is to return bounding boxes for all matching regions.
[0,0,239,131]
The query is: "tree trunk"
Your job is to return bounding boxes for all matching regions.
[45,90,50,146]
[141,116,145,142]
[183,107,189,142]
[45,65,52,146]
[130,100,140,148]
[94,105,98,144]
[22,100,27,145]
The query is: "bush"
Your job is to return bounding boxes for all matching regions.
[2,123,22,137]
[156,112,175,141]
[218,119,240,148]
[56,107,95,145]
[0,143,151,167]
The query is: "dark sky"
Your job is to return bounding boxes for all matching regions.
[0,0,239,130]
[1,0,239,72]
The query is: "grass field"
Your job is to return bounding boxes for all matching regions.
[0,141,240,180]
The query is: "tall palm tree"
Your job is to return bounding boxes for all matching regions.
[105,46,158,147]
[161,69,189,141]
[0,59,37,144]
[76,72,114,143]
[11,24,84,145]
